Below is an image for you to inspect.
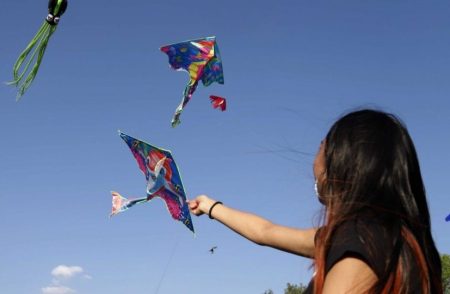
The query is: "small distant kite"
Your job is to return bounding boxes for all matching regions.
[8,0,68,99]
[446,214,450,222]
[209,246,218,254]
[210,95,226,111]
[161,36,225,127]
[110,131,194,234]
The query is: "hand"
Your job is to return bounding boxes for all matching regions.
[188,195,216,216]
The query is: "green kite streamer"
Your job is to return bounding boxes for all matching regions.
[8,0,68,100]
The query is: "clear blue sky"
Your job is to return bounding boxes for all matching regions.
[1,1,449,293]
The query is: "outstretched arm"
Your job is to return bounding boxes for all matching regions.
[188,195,317,258]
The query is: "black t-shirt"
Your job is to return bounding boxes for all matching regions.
[303,218,396,293]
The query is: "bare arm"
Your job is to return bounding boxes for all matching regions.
[188,195,317,258]
[322,257,377,293]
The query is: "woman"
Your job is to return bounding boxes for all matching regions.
[188,109,443,293]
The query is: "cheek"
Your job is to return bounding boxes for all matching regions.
[313,159,319,179]
[313,142,326,179]
[313,156,325,179]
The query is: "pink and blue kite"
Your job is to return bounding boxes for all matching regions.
[161,36,225,127]
[110,131,194,234]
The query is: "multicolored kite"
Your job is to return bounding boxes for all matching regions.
[111,131,194,234]
[161,36,225,127]
[8,0,68,99]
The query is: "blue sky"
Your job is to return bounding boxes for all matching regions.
[1,1,449,293]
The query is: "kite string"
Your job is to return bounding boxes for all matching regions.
[153,235,180,294]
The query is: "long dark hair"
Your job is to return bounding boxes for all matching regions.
[313,109,442,293]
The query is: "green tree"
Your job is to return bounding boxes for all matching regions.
[263,283,308,294]
[442,254,450,294]
[284,283,307,294]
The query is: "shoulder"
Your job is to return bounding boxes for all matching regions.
[305,219,388,294]
[325,217,391,278]
[322,256,377,294]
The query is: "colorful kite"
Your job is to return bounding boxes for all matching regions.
[210,95,226,111]
[111,131,194,234]
[8,0,68,99]
[160,36,225,127]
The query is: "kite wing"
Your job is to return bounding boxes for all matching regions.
[160,36,224,127]
[116,131,194,233]
[118,131,151,181]
[446,214,450,222]
[8,0,68,99]
[160,37,217,81]
[209,95,227,111]
[156,188,195,234]
[201,39,224,87]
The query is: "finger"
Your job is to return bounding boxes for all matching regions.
[192,210,204,216]
[188,200,199,209]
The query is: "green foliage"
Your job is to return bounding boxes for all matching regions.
[263,282,308,294]
[442,254,450,294]
[284,283,307,294]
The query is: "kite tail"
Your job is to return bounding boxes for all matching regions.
[110,191,148,217]
[171,81,199,127]
[8,22,57,100]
